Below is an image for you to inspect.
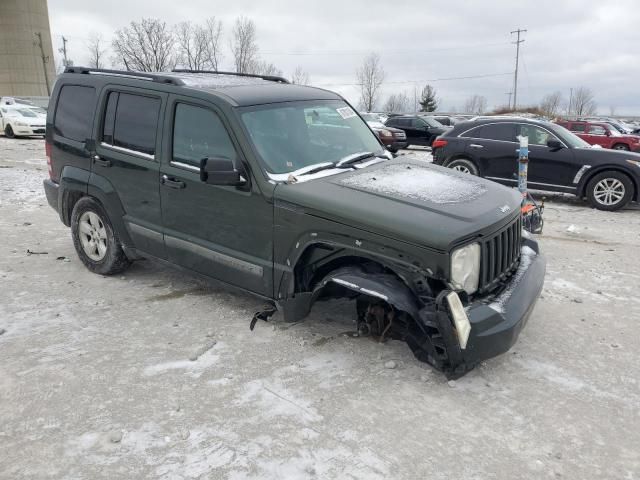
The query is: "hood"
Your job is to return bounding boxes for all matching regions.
[275,159,521,252]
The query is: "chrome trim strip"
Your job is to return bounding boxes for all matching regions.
[170,160,200,173]
[165,235,263,276]
[100,142,155,160]
[485,176,576,190]
[573,165,591,184]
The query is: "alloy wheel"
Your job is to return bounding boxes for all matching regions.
[78,211,108,261]
[452,165,472,174]
[593,178,625,206]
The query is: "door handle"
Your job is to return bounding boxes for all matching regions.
[161,175,186,189]
[469,144,484,149]
[93,155,111,167]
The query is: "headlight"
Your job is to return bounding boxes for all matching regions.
[451,243,481,294]
[626,160,640,168]
[379,129,393,138]
[15,121,27,127]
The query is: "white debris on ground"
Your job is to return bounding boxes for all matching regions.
[340,162,487,204]
[1,136,640,479]
[488,245,538,313]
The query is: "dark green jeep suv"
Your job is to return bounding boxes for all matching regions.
[43,67,545,378]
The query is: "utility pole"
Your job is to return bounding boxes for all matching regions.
[59,35,69,68]
[34,32,51,96]
[568,88,574,117]
[506,92,513,109]
[510,28,527,110]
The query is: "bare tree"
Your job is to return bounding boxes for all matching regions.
[463,94,488,114]
[539,91,563,118]
[254,61,282,77]
[609,105,617,116]
[230,16,259,74]
[112,18,176,71]
[356,53,385,112]
[383,92,409,113]
[86,34,107,69]
[175,21,207,70]
[203,17,223,71]
[572,87,597,116]
[291,66,310,85]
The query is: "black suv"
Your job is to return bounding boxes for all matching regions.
[432,117,640,211]
[384,115,447,147]
[43,67,546,378]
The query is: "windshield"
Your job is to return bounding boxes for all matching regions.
[422,117,444,128]
[549,123,592,148]
[240,100,384,174]
[29,107,46,115]
[361,113,379,122]
[14,108,37,118]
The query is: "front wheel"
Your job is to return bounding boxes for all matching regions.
[4,125,15,138]
[613,144,630,151]
[586,171,634,211]
[71,197,131,274]
[447,158,479,176]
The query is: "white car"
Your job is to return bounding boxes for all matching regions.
[0,106,46,138]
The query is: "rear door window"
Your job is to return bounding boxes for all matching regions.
[53,85,96,141]
[570,122,586,133]
[172,103,237,167]
[463,123,515,142]
[111,93,160,156]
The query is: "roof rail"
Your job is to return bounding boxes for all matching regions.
[172,69,289,84]
[64,66,185,86]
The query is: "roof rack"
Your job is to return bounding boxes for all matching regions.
[172,69,289,84]
[64,66,185,86]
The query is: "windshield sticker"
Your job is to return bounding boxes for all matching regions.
[336,107,357,120]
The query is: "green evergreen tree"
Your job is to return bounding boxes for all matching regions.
[419,85,438,112]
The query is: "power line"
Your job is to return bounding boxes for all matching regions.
[34,32,51,96]
[261,41,512,56]
[510,28,527,109]
[316,71,513,87]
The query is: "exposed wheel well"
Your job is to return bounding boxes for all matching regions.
[580,168,638,201]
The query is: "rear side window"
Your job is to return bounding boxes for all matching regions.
[102,92,160,156]
[54,85,96,141]
[570,123,586,132]
[172,103,237,167]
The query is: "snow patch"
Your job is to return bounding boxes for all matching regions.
[143,345,221,378]
[488,246,537,313]
[339,163,487,204]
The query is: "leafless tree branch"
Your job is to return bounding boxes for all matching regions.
[356,53,385,112]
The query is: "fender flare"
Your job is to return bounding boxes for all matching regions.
[577,164,639,201]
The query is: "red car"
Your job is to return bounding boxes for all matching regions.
[555,120,640,152]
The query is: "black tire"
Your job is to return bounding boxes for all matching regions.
[447,158,479,176]
[612,143,630,151]
[387,147,398,153]
[70,197,131,275]
[586,171,634,211]
[4,125,15,138]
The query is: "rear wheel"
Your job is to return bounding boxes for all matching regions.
[71,197,131,274]
[447,158,479,176]
[613,143,630,151]
[586,171,634,211]
[4,125,15,138]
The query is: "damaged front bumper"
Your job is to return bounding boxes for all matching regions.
[421,238,546,377]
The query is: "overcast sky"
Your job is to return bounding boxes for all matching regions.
[48,0,640,115]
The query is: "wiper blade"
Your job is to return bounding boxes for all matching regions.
[335,151,376,168]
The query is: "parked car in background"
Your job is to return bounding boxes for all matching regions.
[0,105,46,137]
[360,112,389,124]
[432,117,640,211]
[384,115,447,147]
[555,120,640,152]
[360,113,408,152]
[430,115,460,127]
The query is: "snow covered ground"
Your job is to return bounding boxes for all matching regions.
[1,136,639,479]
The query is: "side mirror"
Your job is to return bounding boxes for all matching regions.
[200,156,246,186]
[547,139,563,150]
[605,130,611,137]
